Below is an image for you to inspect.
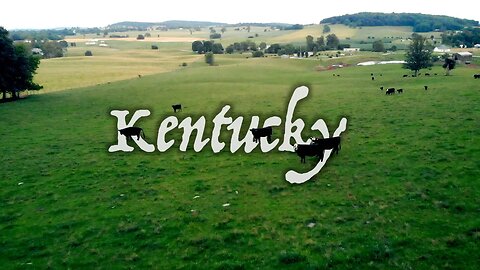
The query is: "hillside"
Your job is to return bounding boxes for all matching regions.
[321,12,479,32]
[108,20,227,30]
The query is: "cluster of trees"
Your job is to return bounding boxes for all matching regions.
[305,34,347,51]
[442,27,480,47]
[403,34,433,76]
[283,24,304,30]
[9,29,74,41]
[191,40,224,54]
[0,27,42,101]
[225,41,265,53]
[321,12,479,32]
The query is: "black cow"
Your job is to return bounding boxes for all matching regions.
[386,88,395,95]
[138,74,142,78]
[425,73,430,76]
[474,74,480,79]
[295,143,325,163]
[250,126,272,143]
[172,104,182,112]
[434,73,438,76]
[371,76,375,81]
[380,86,384,91]
[403,74,408,78]
[424,86,428,91]
[310,136,342,155]
[397,88,403,94]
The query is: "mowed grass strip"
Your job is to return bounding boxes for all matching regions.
[0,55,479,269]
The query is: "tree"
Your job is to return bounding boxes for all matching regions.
[221,27,227,34]
[259,42,267,50]
[326,34,339,50]
[192,40,204,53]
[203,41,214,52]
[205,52,214,65]
[252,51,264,57]
[323,24,331,33]
[306,35,315,51]
[136,34,145,40]
[403,34,433,76]
[0,27,42,101]
[372,40,385,52]
[316,36,325,50]
[442,56,456,76]
[85,50,93,56]
[212,43,224,54]
[210,33,221,39]
[225,45,234,54]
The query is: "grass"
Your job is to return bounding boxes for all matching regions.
[1,48,480,269]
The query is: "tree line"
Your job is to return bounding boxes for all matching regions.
[442,27,480,47]
[0,27,42,101]
[321,12,479,32]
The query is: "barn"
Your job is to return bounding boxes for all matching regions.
[453,52,473,63]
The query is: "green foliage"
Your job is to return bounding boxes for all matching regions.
[404,34,433,75]
[326,34,340,50]
[39,41,64,58]
[9,28,74,41]
[323,24,331,33]
[136,34,145,40]
[204,52,214,65]
[443,57,456,75]
[251,51,264,57]
[192,40,204,53]
[372,40,385,52]
[283,24,304,30]
[306,35,315,51]
[84,50,93,56]
[211,43,224,54]
[259,42,267,50]
[225,45,234,54]
[442,27,480,47]
[210,33,221,39]
[321,12,479,32]
[0,27,42,100]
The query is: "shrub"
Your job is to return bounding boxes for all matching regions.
[136,34,145,40]
[205,52,214,65]
[252,51,264,57]
[85,50,93,56]
[210,33,221,39]
[151,45,158,50]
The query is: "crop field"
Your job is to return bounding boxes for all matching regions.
[1,25,480,269]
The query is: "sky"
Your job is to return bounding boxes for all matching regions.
[2,0,479,30]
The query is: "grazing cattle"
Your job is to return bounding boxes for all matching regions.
[337,74,341,77]
[425,73,430,76]
[424,86,428,91]
[138,74,142,78]
[250,126,272,143]
[380,86,384,91]
[403,74,408,78]
[397,88,403,94]
[371,76,375,81]
[310,136,342,155]
[333,74,336,77]
[418,73,421,76]
[386,88,395,95]
[380,74,383,76]
[412,75,417,77]
[434,73,438,76]
[474,74,480,79]
[371,73,374,76]
[295,143,325,163]
[172,104,182,112]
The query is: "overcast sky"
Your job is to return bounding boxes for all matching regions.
[2,0,479,30]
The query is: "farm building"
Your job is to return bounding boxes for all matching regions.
[433,45,451,53]
[453,52,473,62]
[343,48,360,52]
[474,44,480,48]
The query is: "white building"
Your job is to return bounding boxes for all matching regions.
[344,48,360,52]
[433,45,451,53]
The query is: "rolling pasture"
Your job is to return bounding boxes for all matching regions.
[1,26,480,268]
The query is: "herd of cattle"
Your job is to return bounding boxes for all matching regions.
[250,126,341,163]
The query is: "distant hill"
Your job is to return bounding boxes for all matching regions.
[321,12,479,32]
[107,21,294,30]
[108,20,227,30]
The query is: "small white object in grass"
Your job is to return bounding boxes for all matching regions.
[307,222,316,228]
[193,195,200,199]
[120,194,125,197]
[235,190,239,194]
[327,184,331,187]
[18,182,24,186]
[222,203,230,207]
[190,209,196,212]
[111,206,116,209]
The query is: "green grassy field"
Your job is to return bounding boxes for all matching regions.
[1,42,480,269]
